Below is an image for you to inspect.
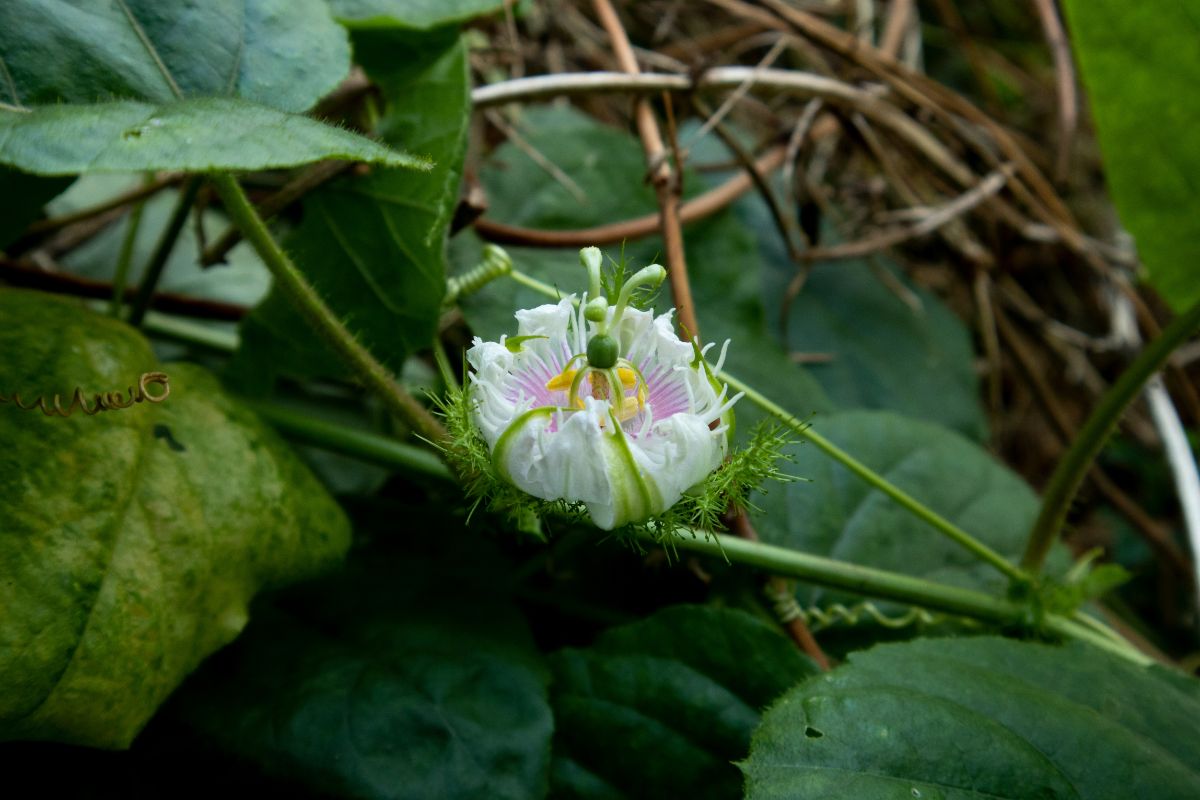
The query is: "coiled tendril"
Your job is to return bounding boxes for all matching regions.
[764,583,944,632]
[444,245,513,305]
[0,371,170,418]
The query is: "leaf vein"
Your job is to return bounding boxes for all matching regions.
[115,0,183,99]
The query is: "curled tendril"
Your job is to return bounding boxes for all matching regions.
[0,371,170,418]
[764,583,947,633]
[444,244,514,305]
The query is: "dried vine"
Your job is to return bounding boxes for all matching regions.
[0,371,170,418]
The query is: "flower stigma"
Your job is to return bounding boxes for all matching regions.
[465,247,741,530]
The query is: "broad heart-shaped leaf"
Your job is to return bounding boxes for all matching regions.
[330,0,507,29]
[735,180,986,439]
[754,411,1055,610]
[0,0,349,113]
[0,289,350,749]
[171,534,553,800]
[459,105,833,432]
[742,636,1200,799]
[232,30,468,384]
[1061,1,1200,312]
[0,99,428,175]
[550,605,817,800]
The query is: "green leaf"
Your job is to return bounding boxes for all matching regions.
[0,167,70,248]
[550,605,817,800]
[734,189,986,439]
[173,535,553,800]
[0,98,428,175]
[742,636,1200,799]
[0,0,349,113]
[233,31,468,383]
[1061,1,1200,311]
[329,0,508,30]
[776,258,985,440]
[0,289,351,749]
[754,411,1060,609]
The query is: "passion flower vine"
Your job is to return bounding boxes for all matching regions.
[462,247,742,530]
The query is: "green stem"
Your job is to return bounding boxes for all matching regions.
[127,176,202,326]
[1022,294,1200,572]
[246,400,453,482]
[432,337,459,390]
[209,172,447,445]
[502,266,1027,582]
[230,391,1144,664]
[109,173,153,317]
[641,529,1146,664]
[509,267,562,298]
[137,310,238,352]
[720,372,1029,583]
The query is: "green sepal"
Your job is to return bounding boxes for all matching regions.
[504,335,548,353]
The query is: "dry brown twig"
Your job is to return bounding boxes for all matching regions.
[591,0,699,338]
[475,145,788,247]
[1030,0,1079,184]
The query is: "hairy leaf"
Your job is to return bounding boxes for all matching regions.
[0,98,427,175]
[174,536,553,799]
[550,605,817,800]
[0,289,350,749]
[1061,1,1200,311]
[329,0,508,29]
[0,0,349,112]
[743,636,1200,799]
[233,30,468,383]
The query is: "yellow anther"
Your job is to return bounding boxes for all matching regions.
[617,367,637,388]
[545,368,577,392]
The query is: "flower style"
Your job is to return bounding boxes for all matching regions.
[465,248,740,530]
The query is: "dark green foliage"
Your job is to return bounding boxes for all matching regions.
[754,411,1064,609]
[743,636,1200,799]
[173,537,554,800]
[550,605,818,799]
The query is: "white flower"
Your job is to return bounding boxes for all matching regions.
[465,256,739,530]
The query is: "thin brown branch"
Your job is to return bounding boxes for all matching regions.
[709,0,1086,251]
[879,0,915,60]
[591,0,699,338]
[927,0,1002,111]
[1031,0,1078,184]
[698,101,807,265]
[799,164,1013,262]
[473,145,787,247]
[0,256,248,321]
[23,173,178,236]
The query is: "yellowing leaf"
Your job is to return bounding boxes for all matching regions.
[0,290,351,748]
